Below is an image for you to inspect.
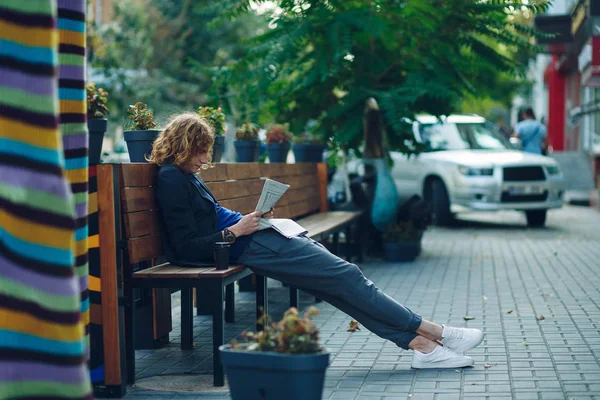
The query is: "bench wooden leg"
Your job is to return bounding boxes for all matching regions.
[345,226,353,261]
[289,286,299,309]
[211,284,225,387]
[255,274,268,331]
[196,288,211,316]
[332,232,340,255]
[225,283,235,323]
[181,288,193,350]
[124,284,136,384]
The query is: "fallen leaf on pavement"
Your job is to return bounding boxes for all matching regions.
[347,320,360,332]
[484,363,497,369]
[536,315,545,321]
[506,309,513,314]
[463,316,476,321]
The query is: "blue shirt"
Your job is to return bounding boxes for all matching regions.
[189,175,252,261]
[515,120,547,154]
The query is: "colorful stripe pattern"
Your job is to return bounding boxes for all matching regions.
[88,165,105,384]
[57,0,90,358]
[0,0,93,398]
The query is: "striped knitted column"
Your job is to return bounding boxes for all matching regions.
[57,0,90,355]
[0,0,93,399]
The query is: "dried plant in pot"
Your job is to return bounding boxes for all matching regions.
[234,122,260,162]
[86,82,110,165]
[197,106,226,162]
[265,123,293,163]
[381,220,424,262]
[220,307,329,400]
[123,102,161,163]
[293,131,325,163]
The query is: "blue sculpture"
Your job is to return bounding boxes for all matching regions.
[363,98,400,231]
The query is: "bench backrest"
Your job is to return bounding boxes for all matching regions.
[117,163,328,265]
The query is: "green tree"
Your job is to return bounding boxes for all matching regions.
[87,0,264,129]
[211,0,549,154]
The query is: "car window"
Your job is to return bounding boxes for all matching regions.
[458,123,511,150]
[419,124,470,151]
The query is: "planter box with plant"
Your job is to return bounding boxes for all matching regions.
[86,82,110,165]
[266,123,293,163]
[197,106,226,162]
[381,220,424,262]
[293,131,325,163]
[123,102,161,163]
[234,122,260,162]
[220,307,329,400]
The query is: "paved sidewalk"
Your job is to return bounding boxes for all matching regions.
[123,206,600,400]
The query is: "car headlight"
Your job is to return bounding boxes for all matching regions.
[457,165,494,176]
[545,165,561,175]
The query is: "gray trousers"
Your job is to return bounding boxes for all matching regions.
[237,229,422,349]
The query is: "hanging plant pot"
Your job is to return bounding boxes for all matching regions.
[234,139,260,162]
[123,129,161,163]
[220,345,330,400]
[383,241,421,262]
[87,118,107,165]
[212,136,225,163]
[293,143,325,163]
[267,142,291,163]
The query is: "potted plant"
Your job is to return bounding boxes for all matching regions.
[265,123,293,163]
[197,106,226,162]
[220,307,329,400]
[293,131,325,163]
[234,122,260,162]
[123,102,161,163]
[381,220,424,262]
[86,83,110,165]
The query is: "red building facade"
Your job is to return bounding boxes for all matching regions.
[536,0,600,185]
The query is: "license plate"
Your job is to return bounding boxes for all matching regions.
[508,185,543,195]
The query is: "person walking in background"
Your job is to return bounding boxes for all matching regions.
[513,107,548,155]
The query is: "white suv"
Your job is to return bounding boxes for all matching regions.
[338,115,565,227]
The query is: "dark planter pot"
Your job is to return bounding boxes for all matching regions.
[212,136,225,162]
[234,139,260,162]
[383,241,421,262]
[220,345,330,400]
[267,142,291,163]
[87,118,107,165]
[123,129,161,163]
[293,143,325,163]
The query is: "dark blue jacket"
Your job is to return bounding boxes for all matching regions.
[156,163,222,263]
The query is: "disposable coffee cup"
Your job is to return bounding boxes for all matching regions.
[214,242,231,270]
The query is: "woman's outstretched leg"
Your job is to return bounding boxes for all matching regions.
[238,230,483,368]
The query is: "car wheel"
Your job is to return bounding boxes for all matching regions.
[525,210,547,227]
[429,179,452,226]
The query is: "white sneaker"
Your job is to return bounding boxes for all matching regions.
[441,325,484,354]
[411,346,474,369]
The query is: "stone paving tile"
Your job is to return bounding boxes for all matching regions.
[121,207,600,399]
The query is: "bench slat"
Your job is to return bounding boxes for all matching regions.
[123,210,160,238]
[300,211,362,239]
[206,179,265,200]
[133,263,246,279]
[128,233,163,264]
[121,187,156,213]
[120,163,157,188]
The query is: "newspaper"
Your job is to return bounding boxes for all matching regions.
[256,179,308,239]
[256,179,290,214]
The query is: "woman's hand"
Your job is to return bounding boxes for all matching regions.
[229,211,261,237]
[262,207,275,219]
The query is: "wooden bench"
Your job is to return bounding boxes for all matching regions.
[97,162,362,387]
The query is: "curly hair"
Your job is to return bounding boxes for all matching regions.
[147,112,215,168]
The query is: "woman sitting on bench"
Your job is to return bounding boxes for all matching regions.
[150,112,484,369]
